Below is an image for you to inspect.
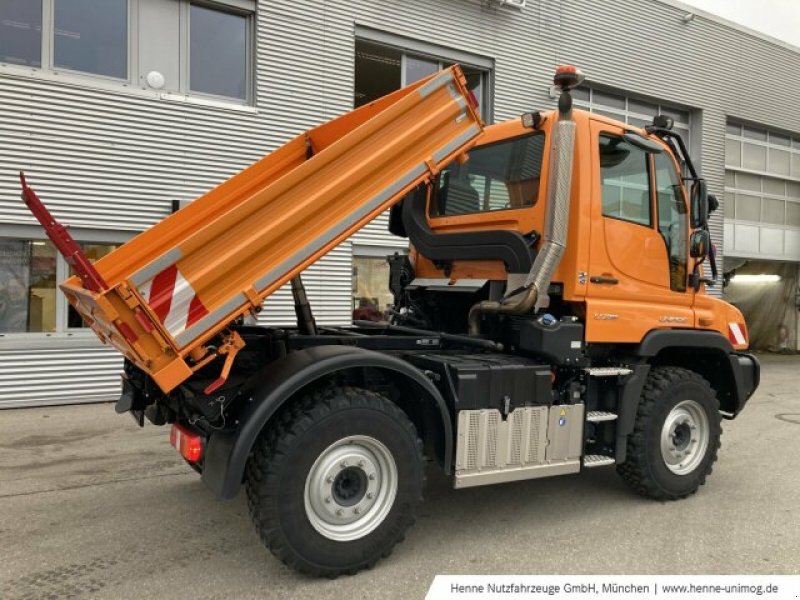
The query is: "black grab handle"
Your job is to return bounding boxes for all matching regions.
[590,275,619,285]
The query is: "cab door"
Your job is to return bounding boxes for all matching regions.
[586,121,693,343]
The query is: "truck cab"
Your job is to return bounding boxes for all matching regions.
[400,108,748,352]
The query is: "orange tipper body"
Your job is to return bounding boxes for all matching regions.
[51,66,483,392]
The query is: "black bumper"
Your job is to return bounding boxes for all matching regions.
[729,352,760,416]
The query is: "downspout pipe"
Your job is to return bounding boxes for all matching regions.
[468,65,584,335]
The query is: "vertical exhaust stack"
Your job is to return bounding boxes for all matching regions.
[468,65,584,335]
[526,65,582,311]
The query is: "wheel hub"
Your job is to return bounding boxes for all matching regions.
[332,466,368,506]
[304,435,398,542]
[672,422,691,449]
[660,399,710,475]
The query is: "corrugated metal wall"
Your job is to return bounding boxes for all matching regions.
[1,0,799,406]
[0,344,123,408]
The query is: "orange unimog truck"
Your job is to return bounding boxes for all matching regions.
[21,65,759,577]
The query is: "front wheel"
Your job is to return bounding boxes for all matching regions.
[617,367,722,500]
[245,386,424,577]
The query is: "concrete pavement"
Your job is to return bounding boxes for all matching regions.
[0,354,798,599]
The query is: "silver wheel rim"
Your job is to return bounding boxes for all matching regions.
[660,399,710,475]
[303,435,398,542]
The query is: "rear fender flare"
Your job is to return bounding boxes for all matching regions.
[201,345,452,500]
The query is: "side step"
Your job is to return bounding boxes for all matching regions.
[586,411,618,422]
[585,367,633,377]
[583,454,615,468]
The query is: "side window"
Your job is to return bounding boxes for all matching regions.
[0,239,57,333]
[0,0,42,67]
[53,0,128,79]
[654,153,688,292]
[430,133,545,217]
[190,4,248,100]
[599,134,651,226]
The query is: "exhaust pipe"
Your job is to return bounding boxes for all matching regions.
[468,66,584,335]
[291,276,317,335]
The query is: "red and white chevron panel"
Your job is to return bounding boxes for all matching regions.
[137,265,209,338]
[728,322,747,346]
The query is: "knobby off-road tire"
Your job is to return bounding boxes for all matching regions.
[245,386,424,577]
[617,366,722,501]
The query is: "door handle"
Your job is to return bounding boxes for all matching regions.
[590,275,619,285]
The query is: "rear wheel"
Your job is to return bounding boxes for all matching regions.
[245,386,424,577]
[617,367,721,500]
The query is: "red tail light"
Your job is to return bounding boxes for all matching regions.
[170,423,204,463]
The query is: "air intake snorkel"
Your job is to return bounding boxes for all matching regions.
[468,65,584,335]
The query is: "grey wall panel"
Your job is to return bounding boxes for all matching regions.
[259,241,354,326]
[0,344,122,407]
[352,211,408,251]
[138,0,180,92]
[0,75,269,230]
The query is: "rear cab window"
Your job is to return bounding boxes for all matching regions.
[430,133,545,217]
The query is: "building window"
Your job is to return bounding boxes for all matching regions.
[0,0,255,104]
[0,239,57,333]
[725,122,800,180]
[574,86,691,145]
[354,42,401,109]
[599,134,652,227]
[724,121,800,259]
[189,3,247,100]
[354,39,491,121]
[0,0,42,67]
[405,54,437,83]
[54,0,128,79]
[0,237,120,336]
[352,256,393,322]
[430,133,545,217]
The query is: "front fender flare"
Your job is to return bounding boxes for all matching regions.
[201,345,453,500]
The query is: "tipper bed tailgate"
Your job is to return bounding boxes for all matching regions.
[21,66,483,392]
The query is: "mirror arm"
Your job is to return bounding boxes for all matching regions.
[689,268,701,293]
[690,253,704,292]
[706,240,718,285]
[689,262,716,292]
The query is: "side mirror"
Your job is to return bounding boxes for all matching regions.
[690,179,708,228]
[690,229,710,259]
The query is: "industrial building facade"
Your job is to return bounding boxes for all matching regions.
[1,0,798,407]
